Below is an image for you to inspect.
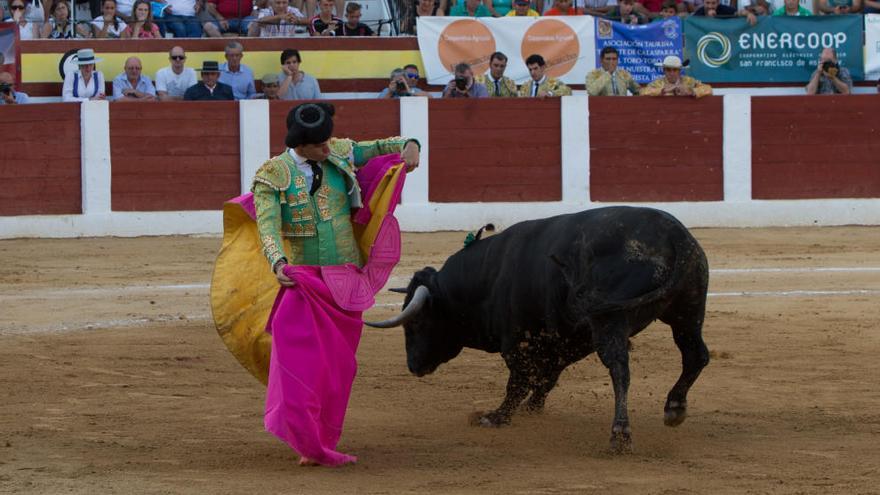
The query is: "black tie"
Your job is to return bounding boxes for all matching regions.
[307,160,323,195]
[494,79,500,96]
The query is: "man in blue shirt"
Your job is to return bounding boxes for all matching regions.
[218,41,256,100]
[0,72,30,105]
[378,68,430,99]
[442,63,489,98]
[112,57,158,102]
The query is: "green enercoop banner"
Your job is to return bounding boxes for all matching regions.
[684,16,864,83]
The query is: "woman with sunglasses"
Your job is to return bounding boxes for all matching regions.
[91,0,127,38]
[2,0,38,40]
[120,0,160,38]
[40,0,92,38]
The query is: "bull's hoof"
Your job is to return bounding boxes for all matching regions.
[468,410,511,428]
[664,400,688,427]
[609,426,633,454]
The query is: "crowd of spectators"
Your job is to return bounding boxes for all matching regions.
[399,0,880,35]
[2,43,323,103]
[371,48,712,99]
[414,49,709,98]
[4,0,879,40]
[0,0,376,38]
[0,42,867,105]
[0,0,875,104]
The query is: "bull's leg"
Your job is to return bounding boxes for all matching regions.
[594,323,632,453]
[661,301,710,428]
[471,369,530,427]
[522,365,564,413]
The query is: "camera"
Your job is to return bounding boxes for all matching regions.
[454,75,468,91]
[395,80,406,92]
[0,83,11,95]
[822,60,839,77]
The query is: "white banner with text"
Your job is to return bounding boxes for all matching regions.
[416,16,597,85]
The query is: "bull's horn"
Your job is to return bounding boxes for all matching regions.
[364,286,431,328]
[388,287,408,294]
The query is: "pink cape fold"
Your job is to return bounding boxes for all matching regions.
[255,154,406,466]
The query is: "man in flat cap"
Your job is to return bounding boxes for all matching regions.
[253,73,282,99]
[246,102,420,467]
[641,55,712,98]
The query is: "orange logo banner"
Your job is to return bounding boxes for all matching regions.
[418,17,596,85]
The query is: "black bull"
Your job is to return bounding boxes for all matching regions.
[367,206,710,452]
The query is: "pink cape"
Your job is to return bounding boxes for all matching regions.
[261,154,406,466]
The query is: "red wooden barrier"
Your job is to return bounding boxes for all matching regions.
[0,103,81,216]
[589,97,724,202]
[268,99,400,156]
[109,102,240,211]
[428,98,562,202]
[751,95,880,199]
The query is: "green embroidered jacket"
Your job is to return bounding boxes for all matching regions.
[252,136,408,271]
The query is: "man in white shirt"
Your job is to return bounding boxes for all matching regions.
[155,46,197,101]
[163,0,203,37]
[248,0,308,37]
[115,0,135,18]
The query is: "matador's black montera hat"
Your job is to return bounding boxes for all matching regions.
[285,102,335,149]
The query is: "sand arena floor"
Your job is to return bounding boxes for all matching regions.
[1,228,879,494]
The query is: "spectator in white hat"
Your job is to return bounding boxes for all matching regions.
[641,55,712,98]
[62,48,107,102]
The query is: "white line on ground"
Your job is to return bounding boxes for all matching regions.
[4,288,877,335]
[712,267,880,274]
[708,289,880,298]
[0,313,212,336]
[2,266,879,300]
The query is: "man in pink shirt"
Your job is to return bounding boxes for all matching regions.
[544,0,585,14]
[203,0,255,35]
[637,0,685,17]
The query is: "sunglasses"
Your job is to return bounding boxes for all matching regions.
[10,5,26,9]
[170,55,186,60]
[406,73,419,79]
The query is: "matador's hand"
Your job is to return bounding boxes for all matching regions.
[402,141,420,173]
[275,263,296,287]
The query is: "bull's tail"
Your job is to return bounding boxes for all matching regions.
[584,226,703,316]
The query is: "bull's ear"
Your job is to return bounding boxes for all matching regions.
[388,287,408,294]
[475,223,495,241]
